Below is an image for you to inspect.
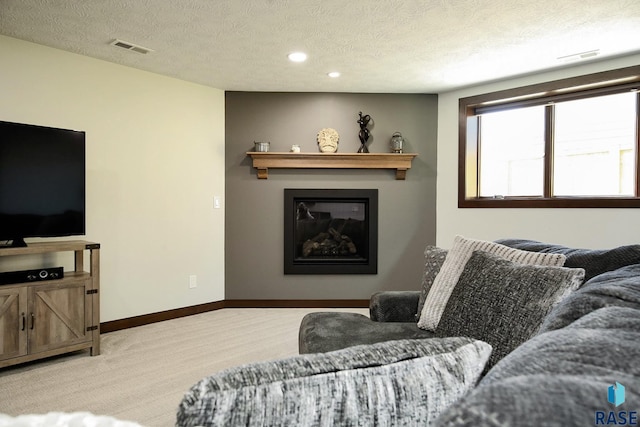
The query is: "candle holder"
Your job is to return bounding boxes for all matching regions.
[390,132,404,153]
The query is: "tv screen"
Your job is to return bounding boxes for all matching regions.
[0,120,85,248]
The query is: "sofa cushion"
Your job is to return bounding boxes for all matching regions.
[540,263,640,333]
[299,312,434,354]
[178,338,492,427]
[418,235,567,331]
[433,306,640,427]
[416,245,448,321]
[497,238,640,281]
[434,250,584,369]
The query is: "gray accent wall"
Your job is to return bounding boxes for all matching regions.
[225,92,437,300]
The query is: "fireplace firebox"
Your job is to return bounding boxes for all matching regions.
[284,189,378,274]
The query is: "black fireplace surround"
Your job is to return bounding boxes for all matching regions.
[284,189,378,275]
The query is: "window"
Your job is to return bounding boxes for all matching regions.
[459,65,640,208]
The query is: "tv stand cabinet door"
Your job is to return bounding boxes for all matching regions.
[0,286,28,361]
[27,281,91,355]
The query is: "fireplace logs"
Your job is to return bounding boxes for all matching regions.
[302,227,358,257]
[296,217,365,260]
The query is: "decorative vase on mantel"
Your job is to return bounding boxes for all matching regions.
[390,132,404,153]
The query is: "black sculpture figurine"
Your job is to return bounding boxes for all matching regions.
[357,111,372,153]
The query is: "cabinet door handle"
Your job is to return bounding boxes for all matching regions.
[30,313,35,330]
[21,312,26,331]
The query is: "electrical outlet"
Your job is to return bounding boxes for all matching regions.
[189,275,197,289]
[214,196,221,209]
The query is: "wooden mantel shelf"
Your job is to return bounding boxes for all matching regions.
[246,152,418,180]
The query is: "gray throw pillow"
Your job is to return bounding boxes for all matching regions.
[416,245,448,321]
[435,250,584,369]
[177,337,492,427]
[418,235,567,331]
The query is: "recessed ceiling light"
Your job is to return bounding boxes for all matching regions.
[288,52,307,62]
[327,72,341,78]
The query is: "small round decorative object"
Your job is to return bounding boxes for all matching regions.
[390,131,404,153]
[291,144,301,153]
[317,128,339,153]
[254,141,270,152]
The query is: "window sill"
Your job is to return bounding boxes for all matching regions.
[459,197,640,208]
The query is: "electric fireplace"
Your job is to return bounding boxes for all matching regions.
[284,189,378,274]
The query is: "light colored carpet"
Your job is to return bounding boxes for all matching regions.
[0,308,367,426]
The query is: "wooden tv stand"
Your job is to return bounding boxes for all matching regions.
[0,240,100,368]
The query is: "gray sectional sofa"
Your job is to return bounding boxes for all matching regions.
[177,239,640,426]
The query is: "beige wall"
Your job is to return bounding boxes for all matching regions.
[0,36,226,321]
[437,53,640,249]
[225,92,438,299]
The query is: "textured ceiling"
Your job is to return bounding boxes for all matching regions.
[1,0,640,93]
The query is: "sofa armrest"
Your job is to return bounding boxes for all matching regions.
[369,291,420,322]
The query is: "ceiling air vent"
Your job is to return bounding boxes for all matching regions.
[110,39,154,55]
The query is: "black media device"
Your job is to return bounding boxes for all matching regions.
[0,267,64,285]
[0,120,86,248]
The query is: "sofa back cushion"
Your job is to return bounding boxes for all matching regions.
[497,238,640,281]
[539,263,640,333]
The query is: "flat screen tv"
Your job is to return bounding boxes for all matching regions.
[0,120,85,248]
